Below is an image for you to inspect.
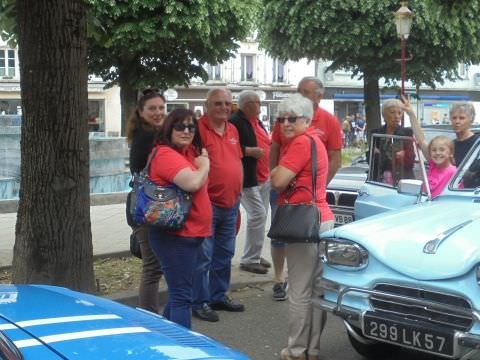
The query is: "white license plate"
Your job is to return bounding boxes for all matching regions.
[334,214,353,225]
[363,313,454,357]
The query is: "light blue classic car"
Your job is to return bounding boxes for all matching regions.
[0,284,249,359]
[317,137,480,359]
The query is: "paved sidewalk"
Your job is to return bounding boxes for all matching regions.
[0,204,275,295]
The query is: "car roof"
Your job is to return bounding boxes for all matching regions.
[0,284,247,359]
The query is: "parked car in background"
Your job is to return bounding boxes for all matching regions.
[0,284,248,359]
[326,162,367,226]
[317,137,480,359]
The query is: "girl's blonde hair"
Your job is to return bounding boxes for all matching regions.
[428,135,455,164]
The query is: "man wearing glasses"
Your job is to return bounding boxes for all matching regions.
[192,88,245,322]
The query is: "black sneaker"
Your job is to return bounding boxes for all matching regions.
[210,296,245,312]
[192,303,219,322]
[272,281,287,301]
[240,262,268,274]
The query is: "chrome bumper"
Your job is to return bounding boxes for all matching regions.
[314,282,480,359]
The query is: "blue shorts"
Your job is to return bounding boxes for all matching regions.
[269,190,285,248]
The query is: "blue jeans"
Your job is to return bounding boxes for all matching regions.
[149,228,203,329]
[192,201,240,308]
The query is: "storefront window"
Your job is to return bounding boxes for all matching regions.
[166,103,188,113]
[0,99,21,115]
[88,100,105,132]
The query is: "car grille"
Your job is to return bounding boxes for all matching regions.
[326,191,357,207]
[370,284,474,331]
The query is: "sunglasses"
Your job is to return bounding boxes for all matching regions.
[173,123,196,133]
[276,116,302,124]
[142,88,162,96]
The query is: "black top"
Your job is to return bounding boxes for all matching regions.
[454,133,479,166]
[129,126,157,174]
[229,110,267,188]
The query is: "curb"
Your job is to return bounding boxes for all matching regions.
[0,251,133,271]
[0,192,128,214]
[107,267,273,308]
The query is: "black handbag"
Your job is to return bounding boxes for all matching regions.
[267,136,321,243]
[129,229,142,259]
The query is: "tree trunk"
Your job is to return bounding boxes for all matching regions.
[13,0,94,292]
[118,59,139,136]
[363,73,381,142]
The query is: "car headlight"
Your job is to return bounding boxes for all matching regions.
[321,238,368,268]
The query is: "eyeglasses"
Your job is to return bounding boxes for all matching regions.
[213,101,232,107]
[173,123,196,133]
[276,116,302,124]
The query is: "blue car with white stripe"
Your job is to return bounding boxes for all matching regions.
[0,284,249,359]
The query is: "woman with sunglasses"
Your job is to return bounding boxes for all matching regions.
[148,108,211,329]
[126,89,166,314]
[270,93,334,360]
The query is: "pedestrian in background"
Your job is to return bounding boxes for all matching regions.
[342,116,351,147]
[126,89,166,314]
[192,88,245,322]
[148,108,211,329]
[230,90,271,275]
[268,77,342,301]
[355,113,366,143]
[270,93,334,360]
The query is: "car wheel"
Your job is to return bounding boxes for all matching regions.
[346,325,398,359]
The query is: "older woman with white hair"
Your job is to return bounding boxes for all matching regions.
[370,98,415,184]
[450,103,478,165]
[270,93,334,360]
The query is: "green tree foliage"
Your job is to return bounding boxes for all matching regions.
[86,0,257,134]
[1,0,257,134]
[258,0,480,129]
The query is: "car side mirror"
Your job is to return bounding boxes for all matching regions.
[397,179,423,196]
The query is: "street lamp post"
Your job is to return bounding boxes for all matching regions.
[394,1,413,98]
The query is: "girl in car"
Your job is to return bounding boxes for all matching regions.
[405,96,457,198]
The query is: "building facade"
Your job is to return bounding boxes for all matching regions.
[3,38,480,134]
[0,40,121,136]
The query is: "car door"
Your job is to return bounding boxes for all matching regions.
[354,133,429,220]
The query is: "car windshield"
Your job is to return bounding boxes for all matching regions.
[368,134,427,190]
[451,138,480,190]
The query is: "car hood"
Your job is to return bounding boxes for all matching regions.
[0,285,247,359]
[329,200,480,280]
[328,166,367,191]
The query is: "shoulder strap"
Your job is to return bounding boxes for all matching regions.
[143,146,159,175]
[308,136,318,202]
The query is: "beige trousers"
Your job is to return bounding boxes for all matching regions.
[285,220,335,358]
